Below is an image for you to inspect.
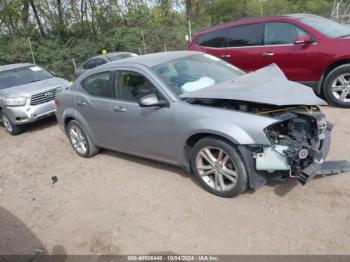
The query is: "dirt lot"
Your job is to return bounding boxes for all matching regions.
[0,106,349,255]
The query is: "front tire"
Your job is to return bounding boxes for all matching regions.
[1,113,22,135]
[323,64,350,108]
[190,137,248,198]
[67,120,99,158]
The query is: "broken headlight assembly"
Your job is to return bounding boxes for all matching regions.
[256,108,332,183]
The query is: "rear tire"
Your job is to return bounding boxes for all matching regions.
[1,112,22,135]
[66,120,99,158]
[323,64,350,108]
[190,137,248,198]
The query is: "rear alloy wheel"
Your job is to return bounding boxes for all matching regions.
[1,113,22,135]
[67,120,99,158]
[323,64,350,107]
[191,137,248,198]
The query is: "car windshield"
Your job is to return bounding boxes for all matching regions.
[152,54,245,96]
[0,66,52,90]
[298,16,350,38]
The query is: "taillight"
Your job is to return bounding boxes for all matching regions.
[54,98,58,108]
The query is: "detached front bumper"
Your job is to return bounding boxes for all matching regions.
[298,129,331,185]
[2,101,56,125]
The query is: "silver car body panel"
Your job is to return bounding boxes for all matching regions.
[181,64,327,106]
[0,64,69,125]
[56,51,338,188]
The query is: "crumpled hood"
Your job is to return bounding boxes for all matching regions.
[0,77,68,98]
[180,64,327,106]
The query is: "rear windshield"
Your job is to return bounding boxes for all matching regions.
[0,66,52,90]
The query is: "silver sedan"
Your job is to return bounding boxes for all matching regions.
[55,51,338,197]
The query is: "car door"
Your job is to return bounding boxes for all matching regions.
[76,71,116,146]
[221,23,265,72]
[110,69,177,162]
[259,22,320,82]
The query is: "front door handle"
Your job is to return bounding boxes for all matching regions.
[262,52,274,57]
[77,100,86,106]
[220,54,231,58]
[113,106,126,112]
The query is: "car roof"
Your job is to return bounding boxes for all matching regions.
[0,63,34,72]
[106,52,136,58]
[197,13,318,35]
[88,52,135,61]
[111,51,201,68]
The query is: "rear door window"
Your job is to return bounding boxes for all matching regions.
[83,59,97,69]
[95,58,107,67]
[264,22,308,45]
[227,23,263,47]
[196,29,229,48]
[81,71,115,99]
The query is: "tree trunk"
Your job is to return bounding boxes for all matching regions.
[29,0,45,36]
[21,0,30,32]
[56,0,65,40]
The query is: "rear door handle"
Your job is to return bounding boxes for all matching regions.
[262,52,274,56]
[220,54,231,58]
[77,100,86,106]
[113,106,126,112]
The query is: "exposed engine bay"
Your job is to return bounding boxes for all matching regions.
[186,98,333,184]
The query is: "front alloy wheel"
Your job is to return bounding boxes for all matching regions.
[196,147,238,192]
[191,137,248,198]
[1,113,22,135]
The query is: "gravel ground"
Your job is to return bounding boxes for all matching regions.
[0,106,349,255]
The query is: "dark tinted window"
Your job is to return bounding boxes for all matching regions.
[196,29,228,48]
[0,66,52,90]
[83,59,96,69]
[115,71,159,102]
[264,22,307,45]
[81,71,115,98]
[95,58,107,67]
[227,23,262,47]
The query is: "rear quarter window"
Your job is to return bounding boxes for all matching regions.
[196,29,229,48]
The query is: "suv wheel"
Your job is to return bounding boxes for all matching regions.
[323,64,350,108]
[67,120,99,158]
[1,113,22,135]
[190,137,248,198]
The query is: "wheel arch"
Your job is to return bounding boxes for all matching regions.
[318,59,350,94]
[63,111,98,146]
[182,132,268,190]
[183,132,240,172]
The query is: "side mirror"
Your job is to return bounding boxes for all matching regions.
[138,93,168,107]
[294,35,312,46]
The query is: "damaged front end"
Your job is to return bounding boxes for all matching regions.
[187,97,349,188]
[257,106,332,185]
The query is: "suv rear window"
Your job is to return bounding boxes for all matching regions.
[196,29,228,48]
[227,23,262,47]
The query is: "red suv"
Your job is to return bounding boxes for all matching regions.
[188,14,350,107]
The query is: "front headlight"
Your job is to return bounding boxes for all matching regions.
[3,97,27,106]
